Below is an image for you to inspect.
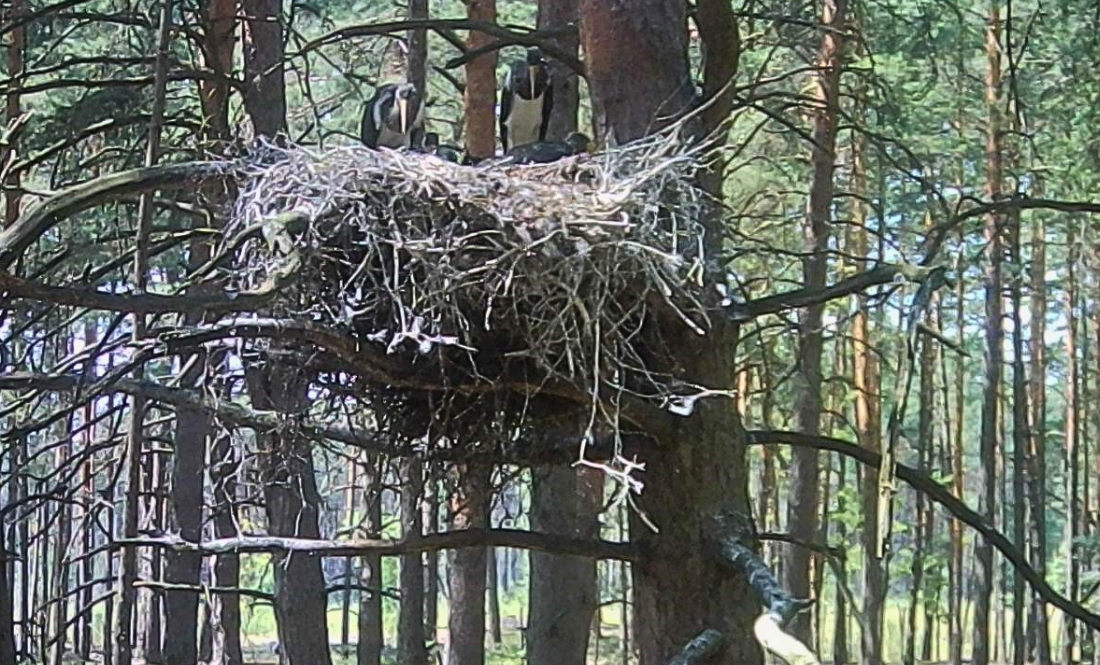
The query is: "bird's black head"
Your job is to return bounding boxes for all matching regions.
[525,47,545,66]
[423,132,440,148]
[564,132,594,155]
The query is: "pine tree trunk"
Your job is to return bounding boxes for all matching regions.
[787,0,847,649]
[358,453,384,665]
[1008,209,1028,665]
[424,472,439,644]
[1063,222,1080,665]
[906,308,936,665]
[209,430,243,665]
[949,224,966,665]
[578,4,759,665]
[246,364,333,665]
[447,464,491,665]
[399,460,428,665]
[536,0,579,140]
[242,0,287,137]
[974,6,1004,665]
[464,0,497,158]
[487,549,502,645]
[528,468,601,665]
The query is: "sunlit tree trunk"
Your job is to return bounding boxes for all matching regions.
[1063,221,1080,664]
[786,0,847,649]
[464,0,497,159]
[974,6,1004,664]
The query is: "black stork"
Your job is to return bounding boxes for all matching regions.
[361,82,425,150]
[502,132,593,165]
[421,132,464,163]
[499,47,553,152]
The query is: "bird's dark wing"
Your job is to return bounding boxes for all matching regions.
[499,72,513,152]
[539,77,554,142]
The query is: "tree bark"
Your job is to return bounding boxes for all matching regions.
[536,0,580,141]
[464,0,497,159]
[528,468,602,665]
[209,430,244,665]
[578,5,759,665]
[399,460,428,665]
[408,0,428,93]
[487,549,502,645]
[974,5,1004,665]
[1063,222,1080,665]
[358,453,384,665]
[447,464,492,665]
[246,364,333,665]
[242,0,287,137]
[786,0,846,649]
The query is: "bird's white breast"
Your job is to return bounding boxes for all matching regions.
[505,94,545,149]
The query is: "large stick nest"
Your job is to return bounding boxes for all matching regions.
[225,130,724,448]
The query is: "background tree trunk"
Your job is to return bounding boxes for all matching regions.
[527,468,601,665]
[399,460,428,665]
[358,453,384,665]
[1028,213,1051,665]
[974,6,1004,664]
[242,0,287,137]
[464,0,497,158]
[447,464,491,665]
[246,364,333,665]
[536,0,579,141]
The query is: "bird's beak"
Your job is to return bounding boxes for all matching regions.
[528,66,537,98]
[398,97,410,134]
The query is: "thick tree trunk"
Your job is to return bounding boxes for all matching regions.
[974,6,1004,665]
[536,0,579,140]
[464,0,497,159]
[398,460,428,665]
[408,0,428,93]
[579,5,758,665]
[787,0,846,648]
[448,464,492,665]
[242,0,287,137]
[528,468,602,665]
[358,453,384,665]
[246,364,333,665]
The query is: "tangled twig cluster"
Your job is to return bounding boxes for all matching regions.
[224,128,721,446]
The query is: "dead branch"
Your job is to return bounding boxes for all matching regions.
[746,428,1100,632]
[0,160,230,270]
[116,528,640,561]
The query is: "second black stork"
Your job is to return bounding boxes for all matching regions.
[361,82,425,150]
[499,47,553,152]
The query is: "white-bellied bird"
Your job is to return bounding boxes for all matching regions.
[361,82,425,149]
[499,47,553,152]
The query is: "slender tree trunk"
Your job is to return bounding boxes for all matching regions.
[487,549,502,645]
[447,464,491,665]
[0,1,23,658]
[425,472,439,645]
[399,460,428,665]
[906,302,936,665]
[358,453,384,665]
[116,1,173,660]
[464,0,497,159]
[974,7,1004,665]
[787,0,847,649]
[949,223,966,665]
[1063,222,1080,665]
[408,0,428,92]
[209,431,243,665]
[537,0,580,141]
[242,0,287,137]
[1008,210,1028,665]
[849,91,884,665]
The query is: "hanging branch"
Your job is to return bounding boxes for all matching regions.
[745,429,1100,632]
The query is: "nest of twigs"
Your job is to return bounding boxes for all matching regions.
[224,129,723,448]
